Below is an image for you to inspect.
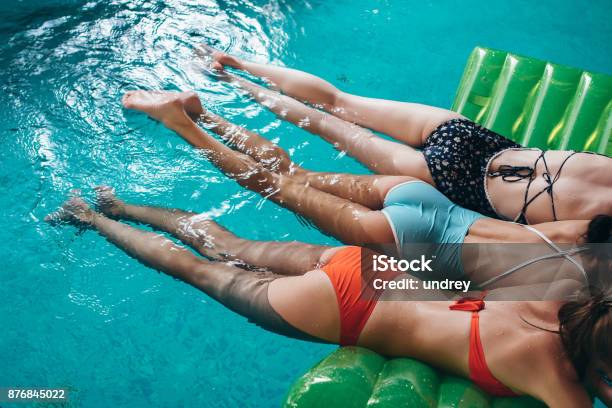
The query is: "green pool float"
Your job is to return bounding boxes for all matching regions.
[283,47,611,408]
[453,46,611,154]
[284,347,544,408]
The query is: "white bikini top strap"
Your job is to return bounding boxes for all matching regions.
[479,225,588,288]
[479,248,587,288]
[521,224,555,246]
[521,225,587,278]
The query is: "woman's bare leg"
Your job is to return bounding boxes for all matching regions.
[95,187,330,275]
[122,91,394,245]
[297,173,418,210]
[211,69,431,180]
[45,198,326,341]
[204,46,463,146]
[46,198,269,291]
[124,90,420,207]
[147,85,430,183]
[194,105,424,207]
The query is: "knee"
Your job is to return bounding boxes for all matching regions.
[324,88,339,109]
[164,253,211,286]
[190,259,225,290]
[300,74,340,108]
[262,144,294,173]
[355,128,377,147]
[182,219,217,249]
[333,90,360,114]
[233,154,277,189]
[183,90,199,101]
[275,175,304,202]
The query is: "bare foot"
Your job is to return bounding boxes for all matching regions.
[95,186,125,218]
[121,90,203,129]
[45,197,95,226]
[197,44,243,71]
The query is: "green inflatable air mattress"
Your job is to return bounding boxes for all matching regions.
[453,47,611,155]
[283,47,611,407]
[284,347,545,408]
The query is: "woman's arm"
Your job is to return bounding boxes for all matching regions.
[540,379,592,408]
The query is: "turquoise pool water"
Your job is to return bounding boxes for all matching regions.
[1,1,610,407]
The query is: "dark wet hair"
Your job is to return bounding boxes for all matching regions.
[558,215,612,379]
[519,215,611,380]
[558,292,611,379]
[584,214,612,244]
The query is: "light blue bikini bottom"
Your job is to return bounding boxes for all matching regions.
[381,181,486,280]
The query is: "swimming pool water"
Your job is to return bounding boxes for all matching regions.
[1,1,610,407]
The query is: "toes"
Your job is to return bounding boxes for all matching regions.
[217,53,239,68]
[94,187,124,218]
[215,53,232,66]
[199,43,218,56]
[122,92,135,108]
[95,185,114,200]
[121,90,150,108]
[45,209,65,224]
[45,201,78,224]
[68,197,89,209]
[95,185,115,200]
[46,197,92,226]
[218,53,230,61]
[94,185,114,194]
[182,94,204,118]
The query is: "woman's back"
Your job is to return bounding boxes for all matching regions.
[487,150,612,223]
[362,297,578,401]
[463,217,590,288]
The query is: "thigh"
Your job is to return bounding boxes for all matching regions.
[300,172,423,209]
[334,92,464,146]
[232,240,332,276]
[317,113,432,179]
[234,74,432,178]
